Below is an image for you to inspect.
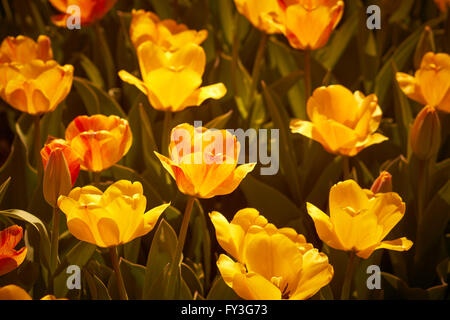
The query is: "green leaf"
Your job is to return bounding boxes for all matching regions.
[205,110,233,129]
[84,270,111,300]
[206,276,239,300]
[119,258,146,300]
[142,219,178,299]
[0,209,51,269]
[262,82,302,204]
[0,177,11,205]
[78,54,105,89]
[73,77,126,117]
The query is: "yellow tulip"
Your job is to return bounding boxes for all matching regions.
[307,179,413,259]
[119,42,226,112]
[0,35,53,64]
[155,123,256,199]
[49,0,117,27]
[396,52,450,113]
[57,180,169,248]
[234,0,284,34]
[211,209,333,300]
[129,9,208,51]
[410,106,441,160]
[278,0,344,50]
[290,85,388,156]
[65,114,132,172]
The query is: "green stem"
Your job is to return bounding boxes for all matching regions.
[304,50,312,100]
[162,111,172,156]
[92,171,101,184]
[343,156,351,180]
[109,246,128,300]
[417,159,428,225]
[231,13,240,96]
[94,22,116,89]
[248,32,268,123]
[340,251,357,300]
[174,197,195,266]
[48,206,60,293]
[34,115,43,180]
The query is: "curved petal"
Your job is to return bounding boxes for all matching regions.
[395,72,426,105]
[179,83,227,111]
[97,217,121,247]
[205,162,256,198]
[306,202,344,250]
[209,211,246,261]
[67,217,98,246]
[0,285,32,300]
[118,70,148,94]
[357,237,413,259]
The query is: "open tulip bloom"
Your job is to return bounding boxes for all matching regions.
[57,180,169,248]
[0,225,27,277]
[234,0,284,34]
[155,123,256,199]
[290,85,388,156]
[396,52,450,113]
[210,208,334,300]
[49,0,117,27]
[307,180,413,259]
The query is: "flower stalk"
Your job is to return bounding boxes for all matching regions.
[109,246,128,300]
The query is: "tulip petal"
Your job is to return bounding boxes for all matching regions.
[180,83,227,111]
[118,70,148,94]
[66,217,97,246]
[291,248,334,300]
[209,211,246,261]
[217,254,281,300]
[97,217,121,247]
[395,72,427,105]
[357,237,413,259]
[205,163,256,198]
[370,192,406,240]
[0,285,32,300]
[329,180,369,214]
[306,202,343,250]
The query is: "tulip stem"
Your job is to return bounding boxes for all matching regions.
[340,251,357,300]
[48,206,60,293]
[109,246,128,300]
[162,111,172,156]
[304,50,312,99]
[94,22,116,89]
[248,32,268,123]
[93,171,101,184]
[174,197,195,266]
[343,156,351,180]
[34,115,43,180]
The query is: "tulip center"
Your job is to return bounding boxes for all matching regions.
[343,206,360,217]
[270,276,290,299]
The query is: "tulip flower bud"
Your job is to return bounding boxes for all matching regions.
[42,148,73,208]
[410,106,441,160]
[370,171,392,193]
[413,26,435,70]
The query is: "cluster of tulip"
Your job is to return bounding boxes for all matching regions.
[0,0,449,300]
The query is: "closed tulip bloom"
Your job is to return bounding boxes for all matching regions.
[65,115,132,172]
[119,43,226,112]
[278,0,344,50]
[155,123,256,199]
[396,52,450,113]
[370,171,392,194]
[212,209,333,300]
[129,9,208,51]
[234,0,284,34]
[57,180,169,248]
[0,35,52,64]
[307,180,413,259]
[49,0,117,27]
[0,60,73,115]
[41,138,81,186]
[410,106,441,160]
[0,225,27,276]
[290,85,388,156]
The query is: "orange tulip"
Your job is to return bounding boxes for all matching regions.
[65,114,132,172]
[41,138,81,186]
[0,35,52,64]
[278,0,344,50]
[370,171,392,194]
[0,225,27,276]
[0,285,32,300]
[155,123,256,199]
[396,52,450,113]
[410,106,441,160]
[434,0,450,12]
[49,0,117,27]
[129,9,208,51]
